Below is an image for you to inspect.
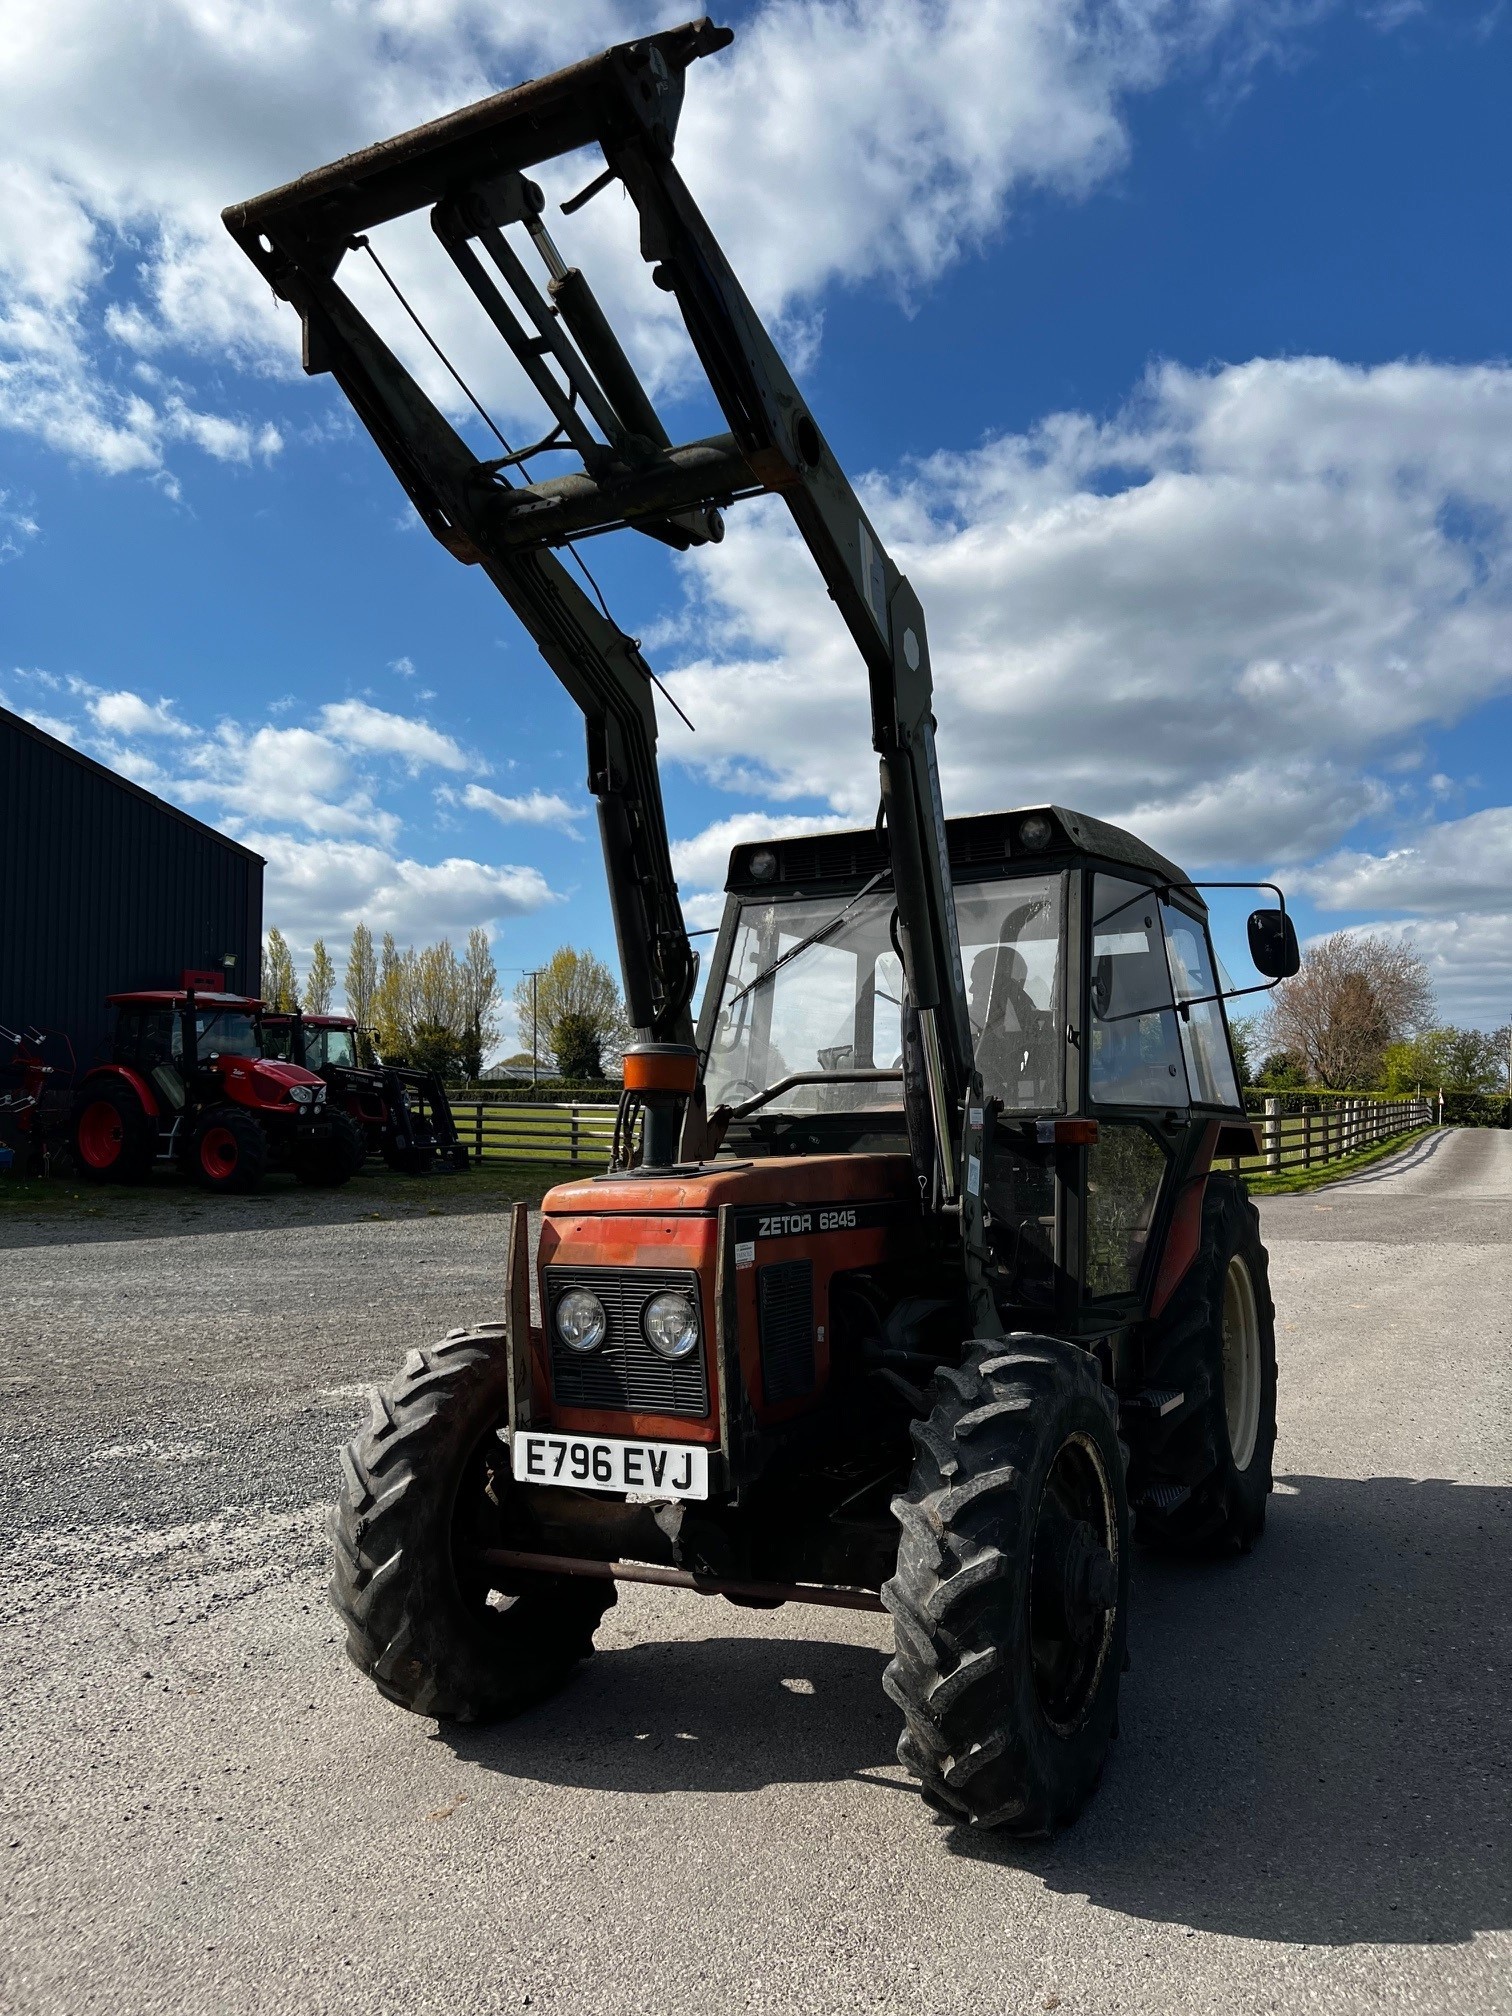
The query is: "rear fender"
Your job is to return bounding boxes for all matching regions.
[81,1064,159,1119]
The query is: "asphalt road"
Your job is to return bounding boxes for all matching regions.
[2,1133,1508,2015]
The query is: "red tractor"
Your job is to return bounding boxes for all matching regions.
[69,976,363,1193]
[262,1010,470,1175]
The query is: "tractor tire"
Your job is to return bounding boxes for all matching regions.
[71,1083,156,1184]
[882,1335,1129,1835]
[294,1111,365,1187]
[188,1107,267,1193]
[329,1327,614,1720]
[1133,1176,1277,1555]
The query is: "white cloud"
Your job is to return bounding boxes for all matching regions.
[1297,806,1512,918]
[318,699,469,773]
[252,831,557,948]
[0,0,1331,471]
[458,782,583,831]
[0,488,38,562]
[1324,912,1512,1030]
[172,723,397,843]
[88,689,191,738]
[659,357,1512,872]
[670,810,859,893]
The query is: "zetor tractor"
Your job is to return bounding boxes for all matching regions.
[70,977,362,1193]
[261,1010,470,1175]
[228,21,1300,1832]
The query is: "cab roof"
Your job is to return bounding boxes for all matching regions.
[263,1013,355,1028]
[109,991,263,1009]
[724,804,1199,908]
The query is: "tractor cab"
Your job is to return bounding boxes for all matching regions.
[697,805,1275,1341]
[263,1012,376,1074]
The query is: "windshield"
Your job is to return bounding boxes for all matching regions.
[702,872,1067,1117]
[314,1028,358,1069]
[194,1010,260,1060]
[704,892,905,1115]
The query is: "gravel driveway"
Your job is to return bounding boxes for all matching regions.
[2,1136,1508,2015]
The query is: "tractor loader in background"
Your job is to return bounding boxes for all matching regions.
[226,18,1300,1832]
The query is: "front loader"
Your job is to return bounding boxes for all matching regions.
[226,19,1300,1832]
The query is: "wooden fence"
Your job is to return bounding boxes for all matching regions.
[447,1098,620,1167]
[446,1090,1435,1176]
[1228,1093,1434,1178]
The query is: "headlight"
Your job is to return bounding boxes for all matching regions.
[290,1084,315,1105]
[643,1290,699,1360]
[556,1288,608,1353]
[1016,813,1054,852]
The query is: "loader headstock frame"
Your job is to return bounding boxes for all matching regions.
[224,17,994,1324]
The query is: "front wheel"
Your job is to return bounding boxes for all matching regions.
[295,1111,365,1187]
[883,1335,1129,1834]
[188,1107,267,1193]
[329,1327,614,1720]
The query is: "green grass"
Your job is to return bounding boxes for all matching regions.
[1240,1126,1438,1196]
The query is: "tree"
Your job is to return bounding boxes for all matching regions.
[305,938,335,1015]
[1264,932,1435,1089]
[514,946,628,1073]
[374,932,411,1059]
[1228,1014,1261,1088]
[261,926,300,1011]
[554,1011,604,1081]
[345,923,377,1029]
[459,927,500,1080]
[1255,1050,1308,1091]
[1381,1025,1511,1094]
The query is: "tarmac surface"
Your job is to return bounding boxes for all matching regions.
[2,1130,1509,2015]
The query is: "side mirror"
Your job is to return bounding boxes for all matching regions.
[1248,909,1300,980]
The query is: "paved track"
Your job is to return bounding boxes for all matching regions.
[2,1133,1508,2015]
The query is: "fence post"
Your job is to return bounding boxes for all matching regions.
[1303,1109,1312,1169]
[1265,1097,1280,1173]
[571,1102,580,1165]
[475,1103,484,1160]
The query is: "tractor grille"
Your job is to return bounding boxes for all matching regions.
[757,1260,815,1403]
[545,1267,708,1419]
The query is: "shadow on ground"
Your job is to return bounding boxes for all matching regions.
[446,1473,1510,1949]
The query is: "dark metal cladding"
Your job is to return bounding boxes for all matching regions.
[0,707,263,1069]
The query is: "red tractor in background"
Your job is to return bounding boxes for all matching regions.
[262,1011,470,1175]
[69,974,363,1193]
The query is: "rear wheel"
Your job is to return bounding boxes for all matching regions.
[71,1083,155,1184]
[189,1107,267,1193]
[295,1111,364,1187]
[330,1327,614,1720]
[1133,1176,1277,1553]
[883,1335,1129,1834]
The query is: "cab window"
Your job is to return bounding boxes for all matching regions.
[194,1010,260,1059]
[263,1023,294,1063]
[322,1029,358,1069]
[1088,875,1187,1106]
[1160,901,1240,1107]
[957,874,1064,1113]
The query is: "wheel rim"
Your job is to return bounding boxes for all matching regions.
[77,1101,123,1169]
[1222,1254,1262,1471]
[200,1125,238,1177]
[1028,1429,1120,1736]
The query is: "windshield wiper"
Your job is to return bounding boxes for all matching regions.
[723,870,891,1012]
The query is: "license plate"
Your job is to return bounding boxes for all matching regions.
[510,1430,709,1501]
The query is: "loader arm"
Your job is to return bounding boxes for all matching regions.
[223,17,983,1231]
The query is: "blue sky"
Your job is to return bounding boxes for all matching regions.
[3,0,1511,1047]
